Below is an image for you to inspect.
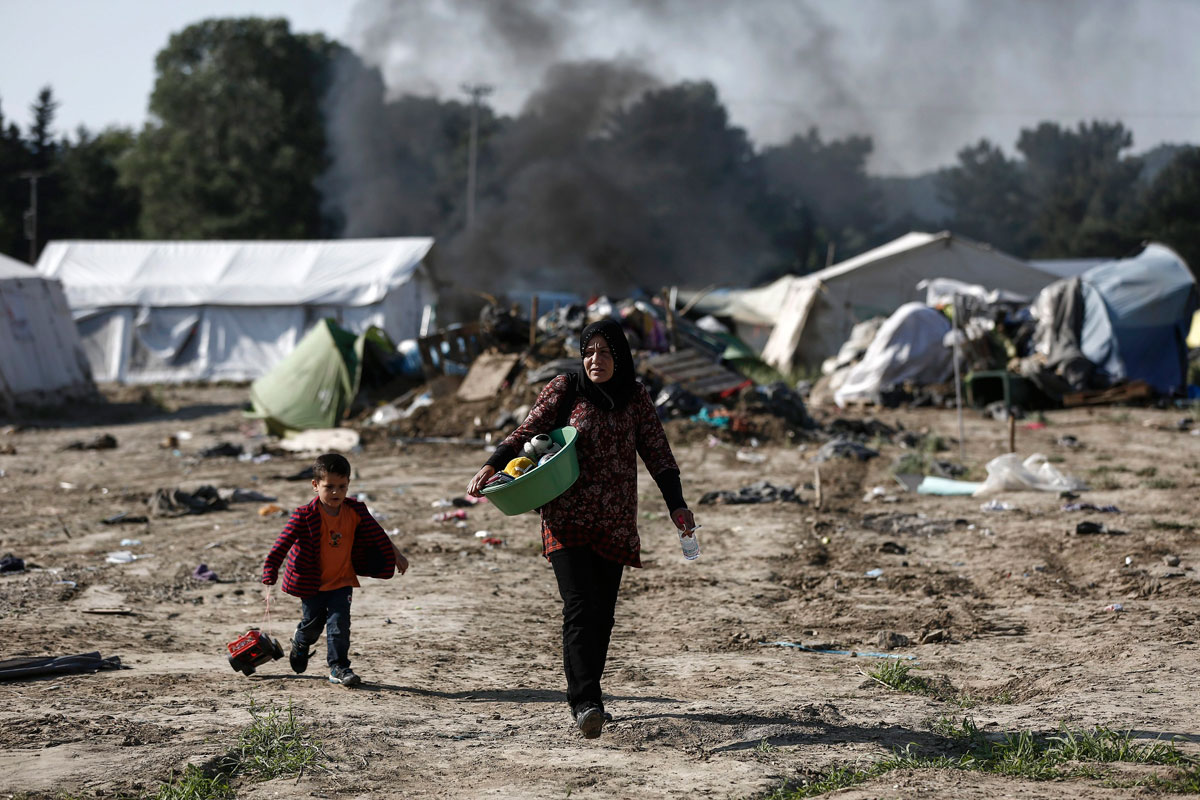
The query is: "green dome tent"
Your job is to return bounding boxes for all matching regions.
[248,319,395,435]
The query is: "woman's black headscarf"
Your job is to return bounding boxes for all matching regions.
[576,318,637,412]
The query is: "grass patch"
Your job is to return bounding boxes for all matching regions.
[764,718,1197,799]
[1142,478,1178,490]
[1136,466,1158,477]
[1149,518,1196,532]
[892,453,929,476]
[154,700,327,799]
[864,663,1013,708]
[1088,464,1131,475]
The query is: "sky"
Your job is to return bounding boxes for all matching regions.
[2,0,1198,176]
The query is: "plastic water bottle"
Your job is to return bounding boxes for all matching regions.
[678,525,701,561]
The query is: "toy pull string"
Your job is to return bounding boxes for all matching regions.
[261,584,275,636]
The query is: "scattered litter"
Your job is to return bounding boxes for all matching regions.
[862,486,900,503]
[81,607,135,616]
[1164,554,1181,567]
[55,580,77,588]
[1056,435,1082,448]
[433,510,467,522]
[481,537,504,547]
[904,475,984,496]
[1104,603,1124,612]
[0,554,26,573]
[813,437,880,462]
[279,466,314,482]
[101,512,148,525]
[974,453,1088,496]
[699,480,805,505]
[980,499,1016,512]
[59,482,76,490]
[105,551,142,564]
[149,486,228,517]
[735,449,767,464]
[763,641,917,661]
[192,563,218,582]
[1062,503,1120,513]
[1023,421,1046,430]
[431,498,453,508]
[277,428,360,453]
[878,541,907,555]
[198,442,243,458]
[118,538,142,547]
[218,488,277,503]
[237,452,273,463]
[1074,521,1126,535]
[473,530,490,538]
[1124,556,1134,566]
[0,652,128,680]
[62,434,118,451]
[257,503,285,517]
[865,568,884,578]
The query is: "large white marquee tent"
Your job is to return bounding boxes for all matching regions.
[36,238,436,383]
[0,252,96,411]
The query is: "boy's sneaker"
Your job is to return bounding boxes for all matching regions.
[288,640,310,674]
[329,665,361,687]
[575,704,604,739]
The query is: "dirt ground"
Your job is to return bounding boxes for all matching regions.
[1,383,1199,799]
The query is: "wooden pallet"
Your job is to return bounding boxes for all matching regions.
[641,348,749,398]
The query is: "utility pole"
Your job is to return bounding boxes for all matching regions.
[461,83,493,229]
[19,171,41,264]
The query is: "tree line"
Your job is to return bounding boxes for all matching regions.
[1,16,1197,288]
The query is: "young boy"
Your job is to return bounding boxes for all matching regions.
[261,453,408,686]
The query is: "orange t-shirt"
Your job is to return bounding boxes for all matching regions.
[318,505,360,592]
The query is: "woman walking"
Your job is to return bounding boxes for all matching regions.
[467,318,697,739]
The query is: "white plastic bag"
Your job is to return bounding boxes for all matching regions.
[973,453,1088,496]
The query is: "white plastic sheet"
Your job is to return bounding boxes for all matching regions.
[973,453,1088,496]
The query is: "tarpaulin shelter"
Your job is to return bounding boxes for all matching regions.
[0,252,96,412]
[35,238,435,383]
[247,319,396,434]
[1076,243,1198,395]
[754,232,1058,372]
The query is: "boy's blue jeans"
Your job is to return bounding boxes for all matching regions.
[295,586,353,670]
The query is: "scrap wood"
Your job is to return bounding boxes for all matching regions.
[641,348,748,398]
[1062,380,1154,407]
[456,352,522,402]
[81,607,136,615]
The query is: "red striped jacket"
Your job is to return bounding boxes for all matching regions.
[261,497,396,598]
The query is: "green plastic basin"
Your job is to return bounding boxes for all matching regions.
[482,426,579,516]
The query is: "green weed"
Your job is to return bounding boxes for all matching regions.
[1149,519,1196,532]
[765,719,1196,799]
[153,701,326,799]
[866,661,931,696]
[1136,466,1159,477]
[1142,478,1178,490]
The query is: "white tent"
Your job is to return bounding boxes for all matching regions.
[36,238,436,383]
[758,232,1059,372]
[0,252,96,411]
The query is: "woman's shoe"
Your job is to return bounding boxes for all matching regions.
[575,705,604,739]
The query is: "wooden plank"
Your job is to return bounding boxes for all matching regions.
[456,352,521,402]
[641,347,746,399]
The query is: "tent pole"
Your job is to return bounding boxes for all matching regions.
[952,295,966,464]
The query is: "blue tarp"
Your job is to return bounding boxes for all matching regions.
[1079,243,1198,395]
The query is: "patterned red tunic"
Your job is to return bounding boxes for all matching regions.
[499,375,680,568]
